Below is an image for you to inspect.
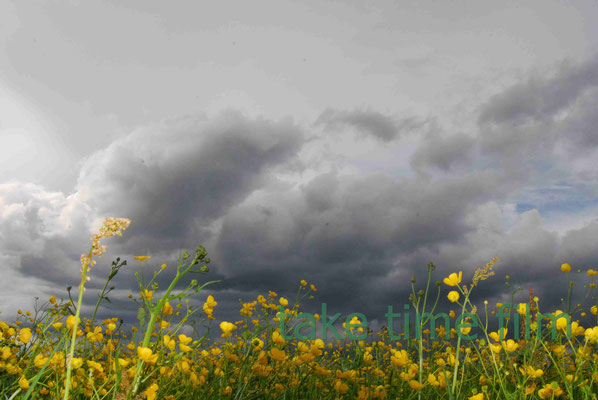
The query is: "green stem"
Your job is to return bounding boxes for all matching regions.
[451,289,468,395]
[128,260,191,398]
[63,247,92,400]
[90,274,111,328]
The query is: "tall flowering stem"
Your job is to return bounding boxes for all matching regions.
[128,246,216,399]
[63,217,130,400]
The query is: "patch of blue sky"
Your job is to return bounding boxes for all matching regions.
[513,184,598,217]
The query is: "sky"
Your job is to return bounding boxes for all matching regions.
[1,0,598,334]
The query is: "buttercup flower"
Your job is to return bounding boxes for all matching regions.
[220,321,236,337]
[444,271,463,286]
[447,291,459,303]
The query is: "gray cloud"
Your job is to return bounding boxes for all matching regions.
[478,56,598,159]
[479,57,598,125]
[77,110,306,252]
[315,108,429,142]
[411,132,475,173]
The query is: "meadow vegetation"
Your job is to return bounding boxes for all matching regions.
[1,217,598,399]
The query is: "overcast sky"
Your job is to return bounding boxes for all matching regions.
[2,0,598,331]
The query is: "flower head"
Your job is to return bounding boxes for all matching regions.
[561,263,571,273]
[444,271,463,287]
[220,321,236,337]
[447,291,460,303]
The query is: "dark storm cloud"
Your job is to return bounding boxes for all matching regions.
[76,110,306,252]
[478,56,598,160]
[211,167,508,320]
[315,108,429,142]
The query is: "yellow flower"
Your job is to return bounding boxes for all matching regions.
[490,343,502,354]
[269,347,287,362]
[334,379,349,394]
[141,289,153,302]
[408,380,424,390]
[163,335,176,351]
[538,383,563,399]
[272,330,286,346]
[18,328,32,344]
[160,263,167,270]
[469,393,484,400]
[18,375,29,390]
[310,284,317,291]
[444,271,463,286]
[86,360,104,373]
[220,321,236,337]
[49,296,57,304]
[300,280,307,286]
[503,339,519,352]
[252,338,264,352]
[561,263,571,273]
[553,310,569,331]
[588,269,597,276]
[66,315,80,330]
[592,306,597,316]
[161,301,173,316]
[71,357,83,369]
[391,349,410,367]
[517,303,528,315]
[34,354,49,368]
[279,297,288,306]
[134,256,151,261]
[447,291,459,303]
[144,383,159,400]
[137,347,153,363]
[521,366,543,379]
[584,326,598,343]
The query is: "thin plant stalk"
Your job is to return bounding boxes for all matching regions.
[63,247,92,400]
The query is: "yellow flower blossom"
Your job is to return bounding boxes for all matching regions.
[538,383,564,398]
[269,347,287,362]
[447,291,459,303]
[408,380,424,390]
[137,347,154,363]
[18,328,32,344]
[18,375,29,390]
[161,301,173,316]
[444,271,463,286]
[220,321,236,337]
[272,330,286,346]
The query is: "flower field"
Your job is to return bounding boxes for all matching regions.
[1,218,598,399]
